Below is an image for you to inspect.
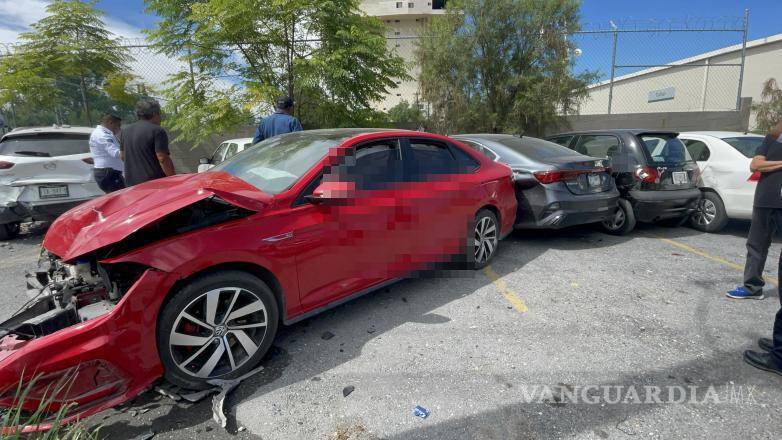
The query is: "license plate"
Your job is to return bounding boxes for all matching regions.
[588,173,602,187]
[38,185,69,199]
[672,171,689,185]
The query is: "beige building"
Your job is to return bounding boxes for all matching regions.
[580,33,782,129]
[360,0,447,111]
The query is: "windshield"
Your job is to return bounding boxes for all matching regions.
[212,132,345,194]
[639,135,693,165]
[722,136,764,158]
[0,134,90,157]
[490,136,579,160]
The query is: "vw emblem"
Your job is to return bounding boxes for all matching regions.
[43,162,57,170]
[214,325,227,337]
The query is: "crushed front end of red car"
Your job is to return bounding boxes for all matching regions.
[0,172,264,431]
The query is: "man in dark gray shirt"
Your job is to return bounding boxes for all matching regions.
[120,99,175,186]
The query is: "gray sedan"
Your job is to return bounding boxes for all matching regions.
[453,134,620,230]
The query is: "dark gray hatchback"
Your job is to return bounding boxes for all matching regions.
[547,130,701,234]
[453,134,619,230]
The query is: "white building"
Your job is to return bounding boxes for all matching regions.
[360,0,447,111]
[580,33,782,129]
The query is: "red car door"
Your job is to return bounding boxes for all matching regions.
[293,138,409,312]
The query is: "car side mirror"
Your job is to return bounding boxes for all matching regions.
[199,157,211,165]
[305,181,356,205]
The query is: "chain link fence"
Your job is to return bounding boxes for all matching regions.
[0,15,750,131]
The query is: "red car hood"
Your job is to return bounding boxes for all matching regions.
[44,172,271,261]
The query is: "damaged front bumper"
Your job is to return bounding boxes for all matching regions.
[0,199,92,225]
[0,258,178,431]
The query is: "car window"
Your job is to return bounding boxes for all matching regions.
[574,135,620,159]
[547,135,574,147]
[450,143,481,171]
[721,136,765,159]
[408,140,458,179]
[639,134,693,164]
[0,134,90,157]
[347,139,403,190]
[243,143,252,149]
[682,139,711,162]
[212,143,228,163]
[460,139,498,161]
[493,136,579,160]
[225,143,239,160]
[214,132,345,195]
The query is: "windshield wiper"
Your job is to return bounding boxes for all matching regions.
[13,151,51,157]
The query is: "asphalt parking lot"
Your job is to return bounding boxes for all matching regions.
[1,221,782,439]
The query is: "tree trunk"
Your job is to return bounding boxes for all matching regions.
[79,75,92,126]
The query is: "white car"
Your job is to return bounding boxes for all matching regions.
[679,131,765,232]
[197,137,254,172]
[0,126,103,239]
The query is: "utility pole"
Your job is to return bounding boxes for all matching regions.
[607,20,618,115]
[736,9,749,111]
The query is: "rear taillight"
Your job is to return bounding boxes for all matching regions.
[0,161,14,170]
[748,171,761,182]
[634,166,660,183]
[82,157,94,165]
[533,169,605,184]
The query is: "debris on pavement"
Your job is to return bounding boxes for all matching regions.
[131,431,155,440]
[322,331,335,340]
[207,365,266,429]
[412,405,430,419]
[342,385,355,397]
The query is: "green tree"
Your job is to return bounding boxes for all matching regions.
[0,0,131,126]
[387,100,426,128]
[145,0,409,143]
[754,78,782,133]
[416,0,596,135]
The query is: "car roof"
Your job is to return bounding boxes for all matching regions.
[222,138,254,144]
[548,128,679,136]
[3,126,94,139]
[679,131,763,138]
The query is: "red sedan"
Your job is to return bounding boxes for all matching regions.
[0,129,516,425]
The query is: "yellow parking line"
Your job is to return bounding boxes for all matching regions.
[483,266,528,313]
[656,236,778,286]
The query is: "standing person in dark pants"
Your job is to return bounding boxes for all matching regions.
[251,96,303,144]
[729,119,782,376]
[120,99,175,186]
[89,113,125,193]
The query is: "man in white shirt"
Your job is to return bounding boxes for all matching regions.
[89,113,125,193]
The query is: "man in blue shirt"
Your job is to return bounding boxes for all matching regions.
[89,113,125,193]
[251,96,303,144]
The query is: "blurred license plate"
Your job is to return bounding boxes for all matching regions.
[672,171,689,185]
[39,185,69,199]
[588,174,601,187]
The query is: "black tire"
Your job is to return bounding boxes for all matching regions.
[157,270,279,390]
[601,198,635,236]
[473,209,500,269]
[689,191,728,233]
[0,222,20,241]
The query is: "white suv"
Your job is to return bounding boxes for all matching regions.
[0,126,103,239]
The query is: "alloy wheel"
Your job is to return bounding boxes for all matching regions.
[693,198,716,226]
[603,208,626,231]
[169,287,268,379]
[474,216,498,264]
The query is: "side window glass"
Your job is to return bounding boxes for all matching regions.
[408,140,458,180]
[225,143,239,160]
[350,139,403,190]
[450,143,481,171]
[548,135,574,148]
[212,143,228,163]
[575,135,620,159]
[461,140,497,161]
[683,139,711,162]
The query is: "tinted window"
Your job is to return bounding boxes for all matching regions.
[722,136,765,158]
[0,134,90,157]
[547,135,574,147]
[348,140,403,189]
[450,143,481,171]
[212,143,228,163]
[493,136,578,160]
[408,140,458,178]
[682,139,711,161]
[214,132,345,194]
[574,135,620,159]
[639,135,693,164]
[460,140,498,161]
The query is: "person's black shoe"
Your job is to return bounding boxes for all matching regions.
[744,350,782,376]
[759,338,774,352]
